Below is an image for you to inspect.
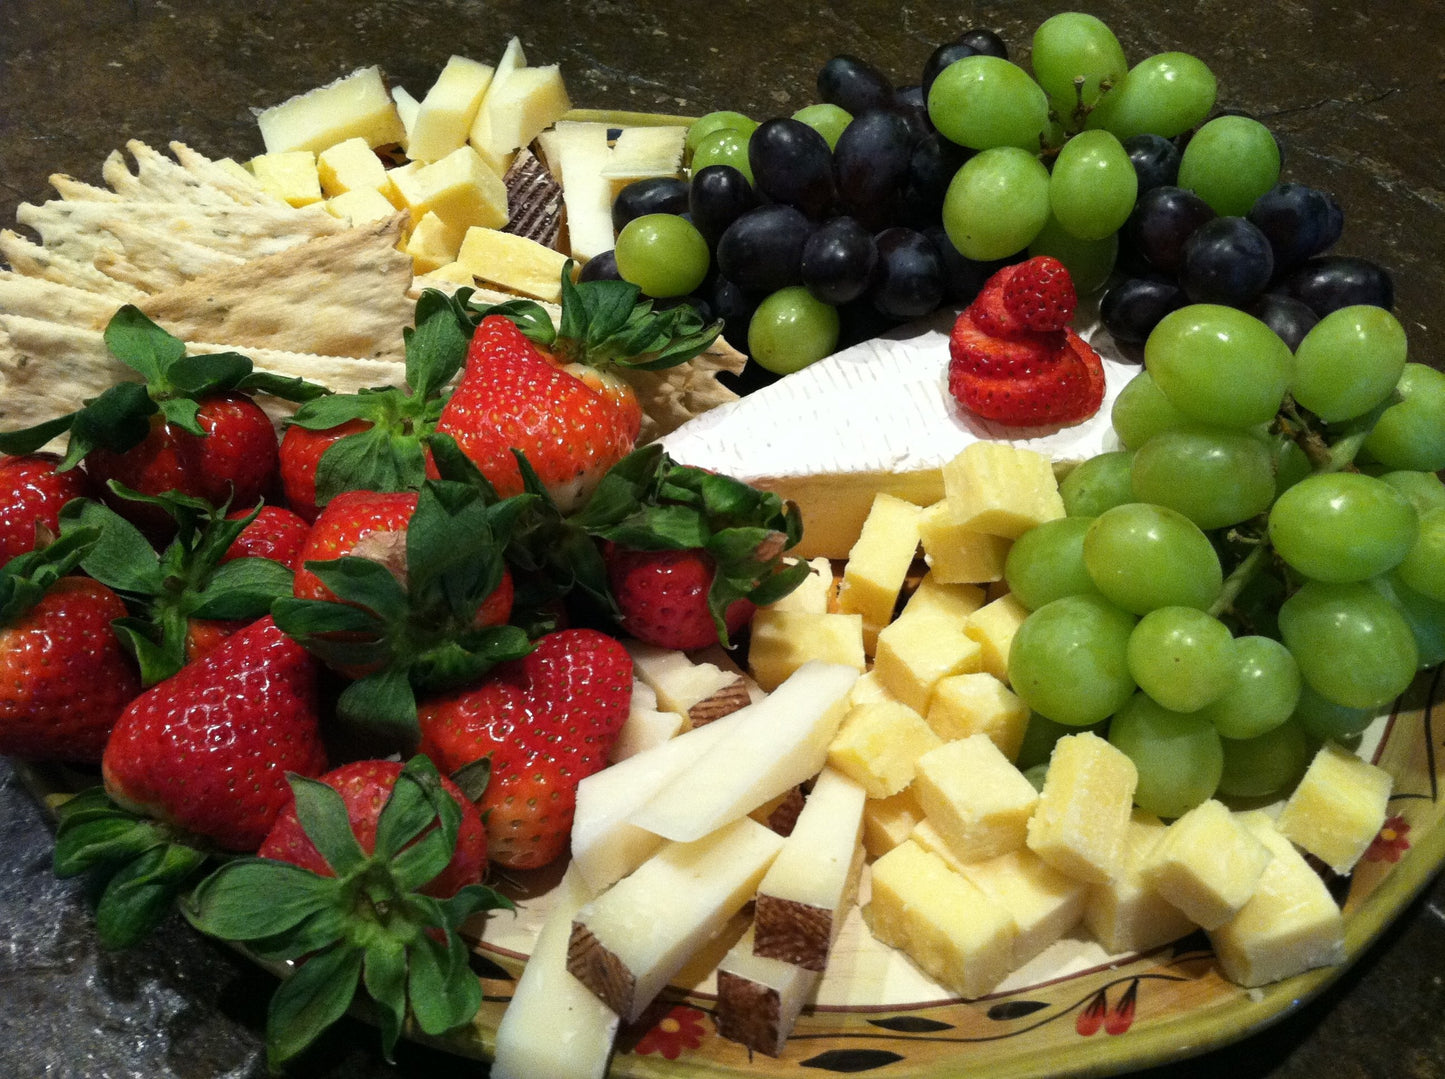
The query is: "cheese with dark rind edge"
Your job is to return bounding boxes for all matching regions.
[257,66,406,154]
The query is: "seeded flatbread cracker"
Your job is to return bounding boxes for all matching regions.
[0,270,119,328]
[92,221,246,293]
[47,174,125,203]
[169,142,286,207]
[631,338,746,442]
[0,229,145,302]
[117,140,242,207]
[138,213,413,362]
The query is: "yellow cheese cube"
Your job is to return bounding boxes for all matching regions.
[479,64,572,158]
[324,187,401,226]
[747,609,865,692]
[862,786,926,860]
[1027,732,1137,884]
[248,150,322,207]
[765,556,836,615]
[914,733,1039,862]
[257,66,407,154]
[456,227,573,302]
[403,212,468,274]
[964,592,1030,681]
[391,85,421,144]
[1275,741,1393,874]
[1209,810,1346,987]
[957,847,1088,967]
[926,672,1031,760]
[847,670,898,707]
[828,699,942,799]
[866,840,1015,998]
[1084,811,1198,955]
[837,493,923,654]
[392,145,508,231]
[409,55,495,163]
[1141,799,1273,931]
[873,615,984,715]
[919,500,1012,583]
[900,573,985,622]
[316,136,390,197]
[423,260,477,286]
[943,443,1066,539]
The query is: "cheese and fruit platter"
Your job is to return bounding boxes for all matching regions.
[2,5,1444,1077]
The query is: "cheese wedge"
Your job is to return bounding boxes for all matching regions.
[715,924,820,1057]
[409,55,495,163]
[257,66,406,153]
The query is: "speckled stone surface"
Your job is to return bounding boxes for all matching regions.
[2,2,1445,1077]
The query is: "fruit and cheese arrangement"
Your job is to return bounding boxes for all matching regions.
[1,10,1443,1079]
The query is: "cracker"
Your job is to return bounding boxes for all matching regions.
[630,338,746,442]
[0,229,145,302]
[121,140,241,207]
[92,220,246,293]
[48,174,125,203]
[169,142,286,207]
[0,270,119,328]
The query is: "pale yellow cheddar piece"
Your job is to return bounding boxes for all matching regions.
[382,160,421,209]
[837,493,923,653]
[316,136,391,197]
[248,151,322,207]
[258,66,407,154]
[765,556,836,615]
[600,125,688,196]
[409,55,495,163]
[467,36,527,167]
[568,816,785,1022]
[964,593,1031,682]
[543,121,615,260]
[1209,810,1346,988]
[397,145,509,231]
[391,85,421,145]
[828,699,942,799]
[1275,741,1393,875]
[943,442,1066,539]
[862,785,926,859]
[1141,799,1273,931]
[1084,811,1197,955]
[873,614,983,715]
[866,839,1016,998]
[492,866,618,1079]
[918,500,1012,584]
[484,65,572,156]
[1027,732,1137,884]
[609,694,686,764]
[624,641,750,724]
[715,924,821,1057]
[456,227,573,302]
[403,211,468,274]
[324,187,401,226]
[957,847,1088,967]
[847,669,898,708]
[926,672,1031,760]
[747,609,865,692]
[424,260,476,285]
[914,734,1039,862]
[900,573,985,622]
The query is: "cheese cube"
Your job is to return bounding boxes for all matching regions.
[747,609,865,692]
[248,151,322,207]
[873,614,983,714]
[900,573,985,622]
[1275,741,1393,874]
[409,55,495,163]
[1084,811,1198,955]
[403,211,468,274]
[1141,799,1273,931]
[957,847,1088,966]
[866,840,1016,998]
[403,145,509,230]
[258,66,407,154]
[847,670,898,707]
[914,734,1039,862]
[482,65,572,157]
[316,136,390,197]
[765,556,836,615]
[715,925,820,1057]
[324,187,401,226]
[391,85,421,143]
[828,699,942,799]
[457,227,573,302]
[837,493,923,653]
[925,672,1031,759]
[943,443,1066,539]
[1027,732,1137,883]
[862,786,926,859]
[918,500,1012,583]
[467,36,527,163]
[964,593,1030,681]
[609,698,686,763]
[1209,810,1346,987]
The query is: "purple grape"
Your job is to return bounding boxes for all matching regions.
[715,205,815,294]
[1281,255,1394,316]
[748,117,837,219]
[818,54,895,115]
[922,41,980,97]
[833,109,914,230]
[611,177,690,233]
[1101,276,1186,346]
[1124,134,1181,194]
[578,249,621,282]
[1125,186,1217,273]
[1249,293,1320,351]
[688,164,759,246]
[870,227,943,319]
[924,224,1001,305]
[955,28,1008,60]
[1179,216,1275,306]
[802,216,878,305]
[1246,183,1344,271]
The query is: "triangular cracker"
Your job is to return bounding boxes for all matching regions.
[0,229,145,302]
[169,142,286,207]
[0,270,119,328]
[92,220,246,293]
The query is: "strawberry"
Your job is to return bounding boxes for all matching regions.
[417,628,632,870]
[1003,255,1078,331]
[258,758,488,898]
[949,328,1106,427]
[277,417,373,522]
[221,503,311,570]
[0,531,140,763]
[948,309,1059,378]
[102,614,328,852]
[292,488,419,604]
[606,545,757,650]
[0,452,96,564]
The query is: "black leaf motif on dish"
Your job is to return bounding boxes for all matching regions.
[986,999,1052,1021]
[800,1047,907,1072]
[467,952,514,981]
[867,1015,956,1032]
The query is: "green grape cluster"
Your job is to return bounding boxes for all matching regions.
[1007,301,1445,819]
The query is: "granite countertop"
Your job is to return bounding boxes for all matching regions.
[3,2,1445,1077]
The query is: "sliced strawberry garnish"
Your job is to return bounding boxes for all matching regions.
[1064,327,1108,418]
[948,311,1059,379]
[949,334,1100,428]
[966,265,1031,339]
[1002,255,1077,331]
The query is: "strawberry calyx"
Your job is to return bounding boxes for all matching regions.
[0,523,101,623]
[182,755,513,1070]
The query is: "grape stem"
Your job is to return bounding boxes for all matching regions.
[1277,394,1397,474]
[1209,541,1269,620]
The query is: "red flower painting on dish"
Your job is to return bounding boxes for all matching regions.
[1365,814,1411,863]
[633,1004,709,1060]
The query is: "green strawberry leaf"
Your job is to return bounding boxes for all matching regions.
[104,304,187,383]
[0,411,76,457]
[373,756,456,866]
[166,351,254,399]
[58,381,157,468]
[0,524,101,622]
[407,931,483,1036]
[266,942,364,1070]
[406,289,475,399]
[95,842,210,949]
[363,937,409,1062]
[300,555,412,624]
[408,625,532,694]
[185,859,343,941]
[188,556,295,619]
[336,667,422,749]
[289,774,370,877]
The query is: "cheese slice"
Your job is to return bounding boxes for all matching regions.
[715,924,821,1057]
[541,121,615,260]
[660,313,1131,558]
[257,66,406,154]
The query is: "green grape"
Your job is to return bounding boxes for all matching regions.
[1086,52,1217,140]
[1016,711,1103,771]
[1197,635,1302,740]
[1291,680,1375,743]
[927,55,1051,151]
[1110,370,1190,449]
[791,103,852,150]
[1129,424,1276,530]
[1007,594,1137,726]
[1175,115,1281,217]
[691,127,755,184]
[1278,579,1419,710]
[1126,606,1237,713]
[1108,692,1223,818]
[1363,363,1445,472]
[1378,470,1445,515]
[1030,12,1129,123]
[1048,130,1137,240]
[685,110,757,158]
[1268,472,1418,583]
[614,213,710,298]
[1216,719,1312,800]
[1004,516,1097,610]
[1273,436,1312,499]
[1396,506,1445,602]
[747,287,839,375]
[1027,213,1118,294]
[1083,502,1223,614]
[941,146,1051,260]
[1291,305,1409,423]
[1144,305,1294,428]
[1374,570,1445,669]
[1060,451,1135,517]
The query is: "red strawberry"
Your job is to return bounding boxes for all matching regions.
[0,575,141,763]
[965,265,1031,339]
[293,488,418,604]
[416,628,632,870]
[278,418,373,523]
[950,329,1106,427]
[102,615,328,851]
[258,758,488,898]
[1002,255,1077,331]
[948,309,1059,378]
[0,453,96,564]
[606,545,757,651]
[223,504,311,570]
